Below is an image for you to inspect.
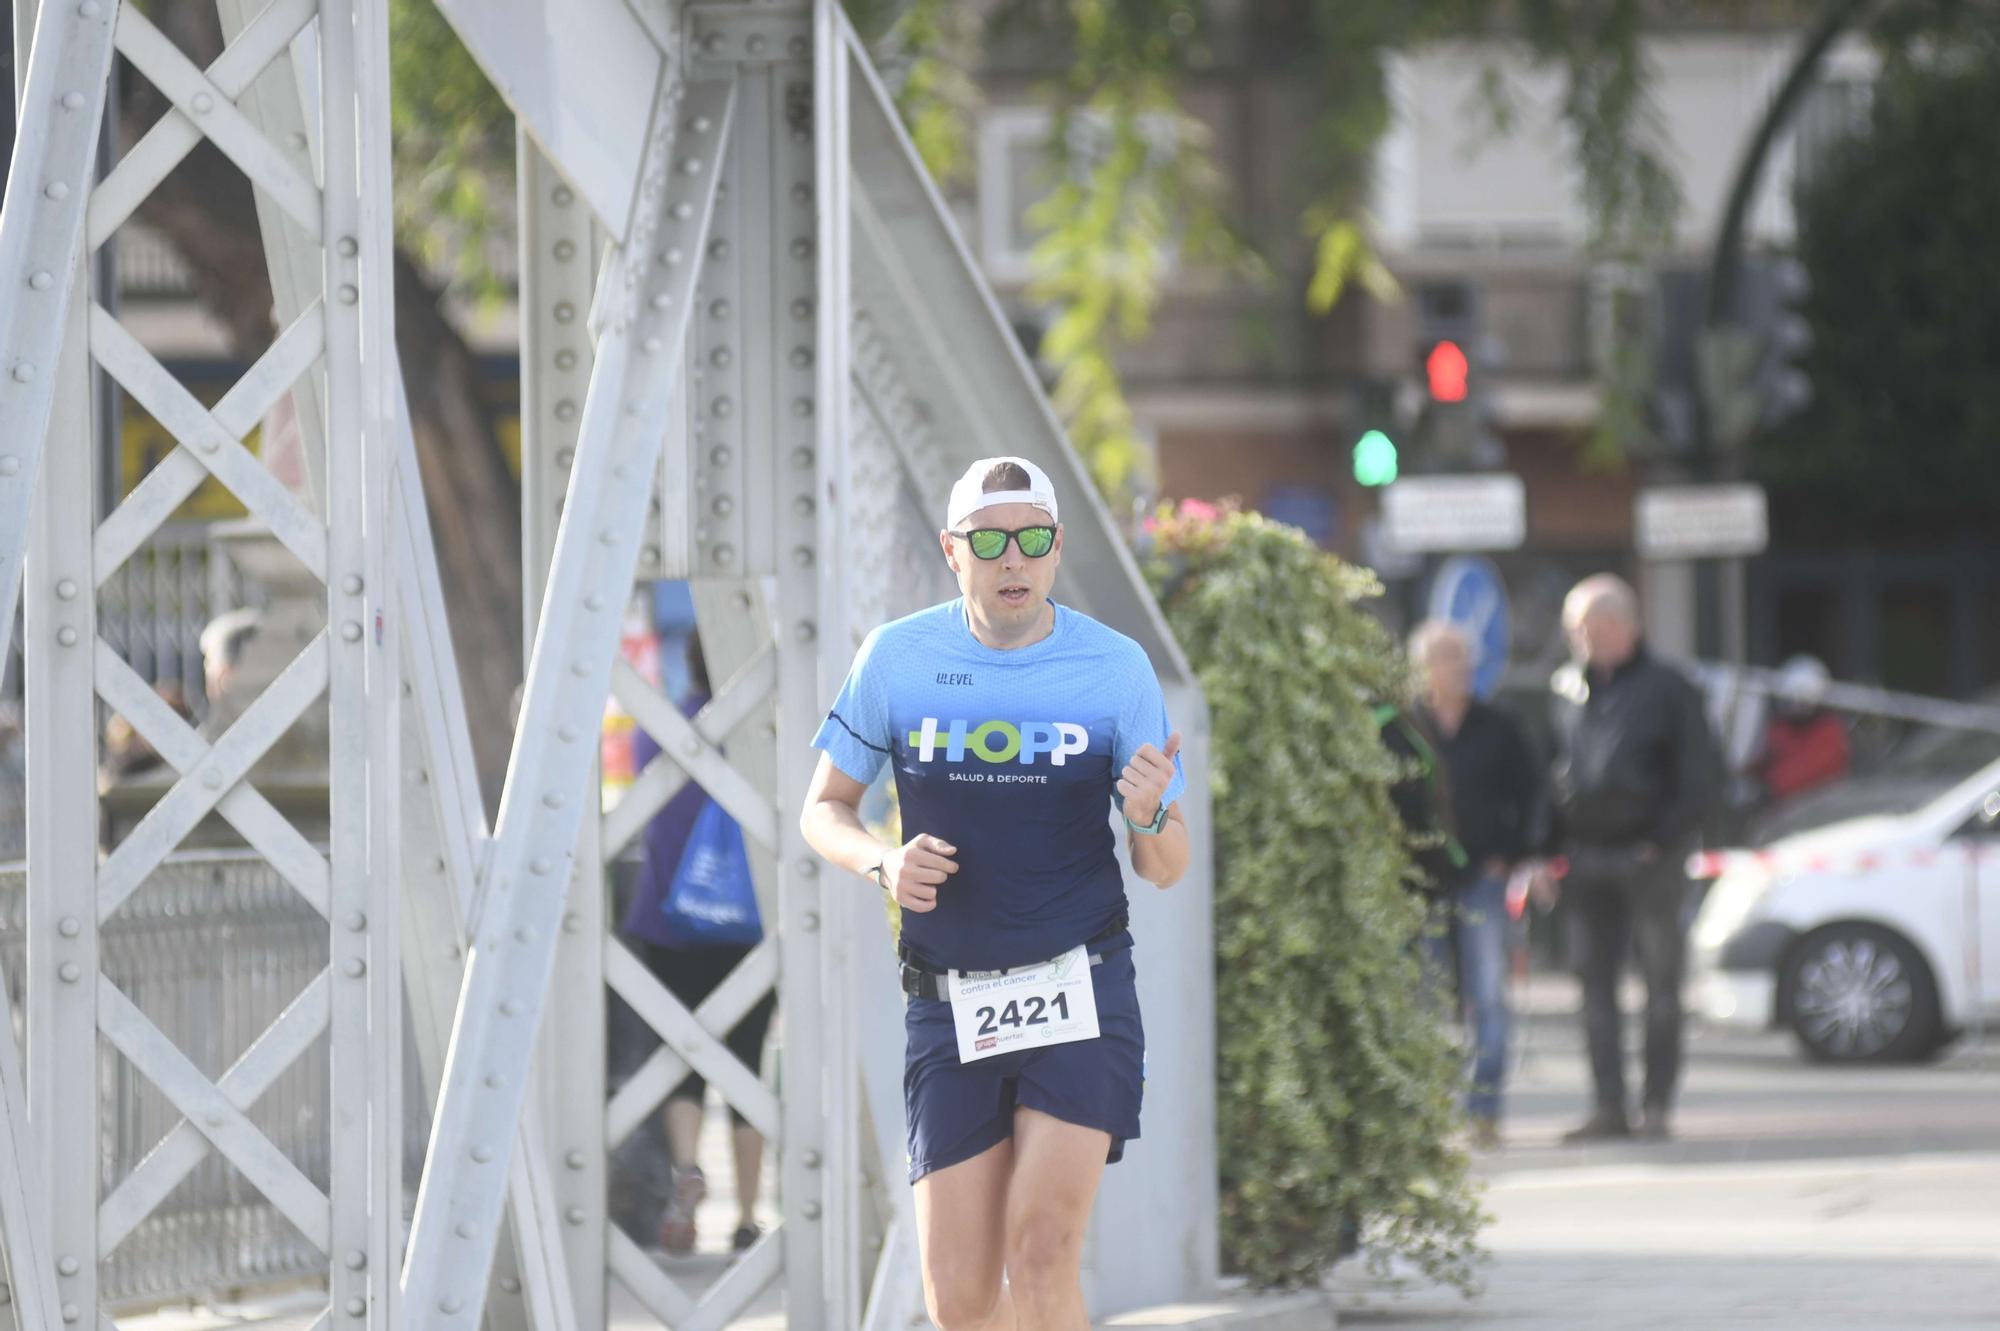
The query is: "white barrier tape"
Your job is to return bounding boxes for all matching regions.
[1688,842,1998,881]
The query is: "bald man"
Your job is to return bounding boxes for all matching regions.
[1548,575,1720,1143]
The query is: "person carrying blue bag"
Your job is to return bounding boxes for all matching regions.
[619,633,775,1256]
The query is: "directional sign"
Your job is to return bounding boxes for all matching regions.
[1381,474,1526,554]
[1636,483,1769,560]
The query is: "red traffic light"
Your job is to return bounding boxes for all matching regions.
[1425,339,1470,403]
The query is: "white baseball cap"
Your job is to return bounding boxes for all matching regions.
[945,455,1059,530]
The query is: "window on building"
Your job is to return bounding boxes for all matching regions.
[976,106,1184,284]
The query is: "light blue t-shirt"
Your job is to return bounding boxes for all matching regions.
[813,599,1186,971]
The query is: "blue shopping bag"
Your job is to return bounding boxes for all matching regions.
[660,798,762,946]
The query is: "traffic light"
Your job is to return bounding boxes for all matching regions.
[1693,255,1815,455]
[1424,339,1470,404]
[1411,279,1493,468]
[1352,429,1399,487]
[1760,257,1812,428]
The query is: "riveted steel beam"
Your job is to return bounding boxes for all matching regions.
[401,77,736,1329]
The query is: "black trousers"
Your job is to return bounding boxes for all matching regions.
[1565,846,1690,1117]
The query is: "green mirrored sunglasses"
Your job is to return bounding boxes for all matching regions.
[950,524,1056,560]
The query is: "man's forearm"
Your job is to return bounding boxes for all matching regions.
[1130,818,1189,887]
[800,800,890,879]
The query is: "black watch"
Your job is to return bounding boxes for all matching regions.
[868,861,889,890]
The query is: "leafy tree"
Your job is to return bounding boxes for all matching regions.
[1755,26,2000,536]
[874,0,1702,500]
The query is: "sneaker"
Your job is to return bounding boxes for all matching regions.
[731,1223,760,1252]
[1637,1105,1673,1141]
[1560,1110,1632,1145]
[1469,1118,1503,1152]
[657,1165,706,1255]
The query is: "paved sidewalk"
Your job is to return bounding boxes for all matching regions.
[1328,1154,2000,1329]
[1322,969,2000,1329]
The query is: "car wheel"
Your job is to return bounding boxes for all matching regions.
[1782,923,1941,1064]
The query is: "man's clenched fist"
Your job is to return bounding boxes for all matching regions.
[1117,731,1182,828]
[881,833,959,912]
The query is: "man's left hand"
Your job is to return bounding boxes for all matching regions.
[1118,732,1182,827]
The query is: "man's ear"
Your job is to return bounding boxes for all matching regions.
[938,528,957,570]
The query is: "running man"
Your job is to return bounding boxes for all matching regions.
[800,456,1189,1330]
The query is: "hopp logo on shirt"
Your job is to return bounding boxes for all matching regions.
[906,718,1090,765]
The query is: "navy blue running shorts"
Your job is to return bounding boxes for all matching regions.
[903,942,1144,1184]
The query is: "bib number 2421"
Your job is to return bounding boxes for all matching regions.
[947,944,1100,1064]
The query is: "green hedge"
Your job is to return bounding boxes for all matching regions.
[1141,502,1485,1291]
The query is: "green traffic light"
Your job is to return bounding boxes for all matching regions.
[1353,429,1398,487]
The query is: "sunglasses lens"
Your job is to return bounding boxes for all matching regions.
[969,529,1009,560]
[1017,526,1055,558]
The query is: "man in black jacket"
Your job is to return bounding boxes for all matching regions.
[1548,575,1719,1143]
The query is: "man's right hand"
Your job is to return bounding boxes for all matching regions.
[881,833,958,912]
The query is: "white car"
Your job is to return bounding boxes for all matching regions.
[1692,759,2000,1063]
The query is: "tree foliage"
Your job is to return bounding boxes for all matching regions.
[1141,502,1485,1291]
[1755,31,2000,535]
[859,0,1706,505]
[388,0,516,301]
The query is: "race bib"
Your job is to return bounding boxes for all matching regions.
[947,944,1100,1064]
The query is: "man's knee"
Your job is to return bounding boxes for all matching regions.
[1007,1207,1084,1292]
[922,1266,1001,1330]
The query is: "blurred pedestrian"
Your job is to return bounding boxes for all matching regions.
[1410,620,1545,1150]
[1546,575,1720,1143]
[1752,655,1851,806]
[620,632,775,1255]
[1377,695,1466,899]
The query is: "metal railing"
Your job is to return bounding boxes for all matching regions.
[1,851,329,1308]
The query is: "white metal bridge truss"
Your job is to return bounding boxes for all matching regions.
[0,1,1218,1327]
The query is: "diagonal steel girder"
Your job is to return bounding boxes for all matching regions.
[0,0,118,684]
[390,361,579,1331]
[401,75,737,1326]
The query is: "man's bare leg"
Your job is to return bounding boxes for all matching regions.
[914,1138,1018,1330]
[1004,1108,1110,1331]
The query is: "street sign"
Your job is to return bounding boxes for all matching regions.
[1636,483,1769,560]
[1381,474,1526,553]
[1428,555,1510,699]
